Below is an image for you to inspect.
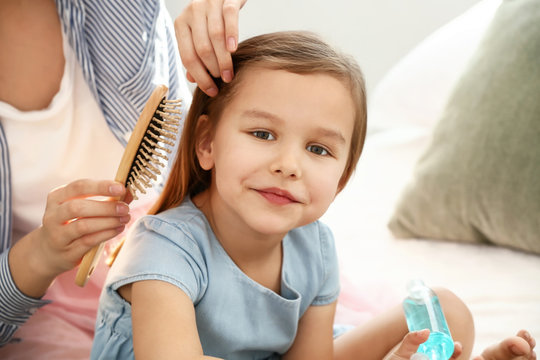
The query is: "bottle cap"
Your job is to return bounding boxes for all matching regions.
[406,279,429,299]
[410,353,430,360]
[406,279,426,293]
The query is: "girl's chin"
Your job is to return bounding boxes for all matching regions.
[245,217,313,237]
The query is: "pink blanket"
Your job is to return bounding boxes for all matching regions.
[0,260,107,359]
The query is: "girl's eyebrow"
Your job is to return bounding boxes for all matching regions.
[242,109,284,123]
[242,109,346,144]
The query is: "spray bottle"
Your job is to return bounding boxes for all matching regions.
[403,280,454,360]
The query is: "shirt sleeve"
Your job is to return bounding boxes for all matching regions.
[107,216,208,305]
[0,250,50,346]
[311,222,341,306]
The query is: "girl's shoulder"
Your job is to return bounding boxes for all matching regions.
[107,199,211,301]
[284,221,340,306]
[134,198,208,241]
[285,220,338,275]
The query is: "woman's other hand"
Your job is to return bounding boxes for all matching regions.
[174,0,247,97]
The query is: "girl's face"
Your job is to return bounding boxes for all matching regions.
[197,67,356,237]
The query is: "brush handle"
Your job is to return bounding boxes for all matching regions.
[74,242,106,286]
[74,85,169,287]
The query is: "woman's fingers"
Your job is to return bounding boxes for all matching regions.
[43,199,129,247]
[36,179,131,271]
[175,0,246,96]
[53,199,129,224]
[41,225,127,271]
[188,0,221,78]
[65,215,130,244]
[207,2,233,82]
[175,12,219,97]
[47,179,125,204]
[70,226,126,260]
[222,0,245,52]
[42,179,129,241]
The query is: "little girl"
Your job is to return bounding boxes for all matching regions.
[91,31,536,360]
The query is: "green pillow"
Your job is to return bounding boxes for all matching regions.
[388,0,540,254]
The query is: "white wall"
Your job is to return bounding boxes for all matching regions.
[165,0,481,93]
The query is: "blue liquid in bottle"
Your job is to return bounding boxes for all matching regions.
[403,280,454,360]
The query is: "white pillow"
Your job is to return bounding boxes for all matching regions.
[368,0,501,131]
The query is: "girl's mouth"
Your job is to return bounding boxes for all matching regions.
[257,188,299,205]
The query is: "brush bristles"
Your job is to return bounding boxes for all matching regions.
[126,98,182,200]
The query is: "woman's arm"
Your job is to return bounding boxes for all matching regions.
[129,280,221,360]
[283,301,337,360]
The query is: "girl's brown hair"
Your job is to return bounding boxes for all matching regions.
[151,31,367,215]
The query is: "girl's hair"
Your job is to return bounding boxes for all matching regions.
[151,31,367,215]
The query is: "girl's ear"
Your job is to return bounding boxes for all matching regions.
[195,115,214,170]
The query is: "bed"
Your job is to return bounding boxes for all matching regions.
[325,0,540,355]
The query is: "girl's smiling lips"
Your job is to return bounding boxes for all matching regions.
[256,187,300,205]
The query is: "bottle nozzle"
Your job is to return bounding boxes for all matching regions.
[406,279,426,292]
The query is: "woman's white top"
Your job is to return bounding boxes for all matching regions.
[0,32,124,243]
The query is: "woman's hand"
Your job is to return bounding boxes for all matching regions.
[384,330,463,360]
[174,0,247,97]
[8,179,130,298]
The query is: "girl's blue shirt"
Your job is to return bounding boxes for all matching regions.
[91,198,340,360]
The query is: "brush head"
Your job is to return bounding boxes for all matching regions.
[114,85,182,200]
[125,98,181,199]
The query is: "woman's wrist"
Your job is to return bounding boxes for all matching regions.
[8,228,59,299]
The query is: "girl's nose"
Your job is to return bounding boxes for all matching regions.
[270,148,302,179]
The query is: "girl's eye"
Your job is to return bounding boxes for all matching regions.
[307,145,329,156]
[252,131,275,140]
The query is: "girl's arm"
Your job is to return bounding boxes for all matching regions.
[130,280,221,360]
[282,301,337,360]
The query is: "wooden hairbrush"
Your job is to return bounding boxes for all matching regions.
[74,85,181,287]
